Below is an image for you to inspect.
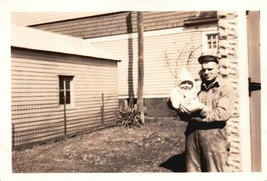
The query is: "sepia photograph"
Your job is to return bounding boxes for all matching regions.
[1,0,267,181]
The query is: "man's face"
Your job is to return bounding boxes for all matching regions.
[201,62,219,83]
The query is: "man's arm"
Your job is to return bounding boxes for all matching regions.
[195,83,235,122]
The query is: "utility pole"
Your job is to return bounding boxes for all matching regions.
[137,11,145,123]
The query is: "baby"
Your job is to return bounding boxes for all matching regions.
[168,67,205,114]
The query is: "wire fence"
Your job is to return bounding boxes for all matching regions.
[12,103,66,149]
[12,93,118,150]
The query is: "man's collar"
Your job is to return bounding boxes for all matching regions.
[201,76,221,91]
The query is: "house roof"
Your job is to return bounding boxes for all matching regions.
[11,25,121,62]
[184,11,218,26]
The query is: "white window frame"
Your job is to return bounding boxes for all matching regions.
[202,31,218,54]
[58,75,75,109]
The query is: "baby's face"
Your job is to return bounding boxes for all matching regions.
[180,81,193,90]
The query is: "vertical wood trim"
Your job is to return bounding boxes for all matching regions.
[247,11,261,172]
[261,7,267,173]
[237,11,251,172]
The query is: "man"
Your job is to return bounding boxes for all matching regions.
[178,55,235,172]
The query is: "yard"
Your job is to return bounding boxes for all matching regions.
[12,117,188,173]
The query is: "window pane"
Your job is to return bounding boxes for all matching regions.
[208,42,211,49]
[59,91,64,104]
[213,41,217,48]
[59,77,64,89]
[66,91,71,104]
[65,79,70,89]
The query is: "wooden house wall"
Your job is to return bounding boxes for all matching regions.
[11,48,118,148]
[31,11,197,39]
[87,27,216,98]
[30,11,217,99]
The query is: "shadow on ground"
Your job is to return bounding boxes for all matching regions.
[159,152,186,172]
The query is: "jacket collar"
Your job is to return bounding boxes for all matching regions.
[201,76,221,91]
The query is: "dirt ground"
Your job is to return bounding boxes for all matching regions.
[12,117,188,173]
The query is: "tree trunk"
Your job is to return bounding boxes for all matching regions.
[137,11,145,123]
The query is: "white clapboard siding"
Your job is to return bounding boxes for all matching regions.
[88,28,208,98]
[11,48,118,148]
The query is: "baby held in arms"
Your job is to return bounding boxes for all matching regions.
[168,67,208,115]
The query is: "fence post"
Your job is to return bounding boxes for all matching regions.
[12,123,15,148]
[63,80,67,137]
[101,93,104,125]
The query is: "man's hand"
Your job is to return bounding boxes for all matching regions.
[185,101,205,113]
[199,106,211,117]
[191,117,204,122]
[178,104,191,114]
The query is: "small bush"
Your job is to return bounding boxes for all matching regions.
[115,96,143,128]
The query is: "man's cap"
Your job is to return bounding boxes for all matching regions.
[198,55,219,64]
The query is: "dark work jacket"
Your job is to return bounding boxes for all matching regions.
[185,77,235,136]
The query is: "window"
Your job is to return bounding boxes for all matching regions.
[58,75,74,106]
[202,31,218,53]
[206,33,218,49]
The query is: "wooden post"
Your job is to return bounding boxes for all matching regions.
[137,11,145,123]
[101,93,104,125]
[63,79,67,136]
